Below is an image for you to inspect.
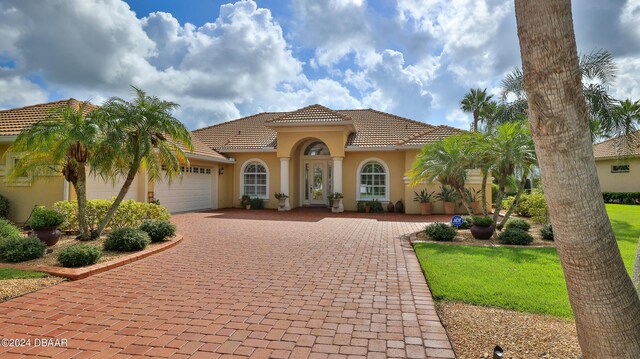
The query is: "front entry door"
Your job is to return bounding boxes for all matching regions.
[309,162,327,205]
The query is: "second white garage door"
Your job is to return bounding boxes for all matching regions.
[154,167,213,213]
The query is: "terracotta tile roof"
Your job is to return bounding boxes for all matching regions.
[0,99,229,162]
[267,104,352,124]
[593,131,640,159]
[0,99,99,136]
[177,136,229,162]
[193,105,462,151]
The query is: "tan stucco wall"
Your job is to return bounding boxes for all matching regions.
[275,126,349,158]
[596,158,640,192]
[0,145,66,223]
[217,163,234,209]
[226,152,281,209]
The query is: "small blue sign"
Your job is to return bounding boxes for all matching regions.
[451,215,464,228]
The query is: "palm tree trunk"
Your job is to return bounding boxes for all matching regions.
[632,242,640,297]
[480,169,489,216]
[93,157,141,237]
[497,173,527,230]
[454,187,474,216]
[74,164,90,241]
[515,0,640,356]
[491,180,506,225]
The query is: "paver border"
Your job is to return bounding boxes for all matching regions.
[0,234,183,280]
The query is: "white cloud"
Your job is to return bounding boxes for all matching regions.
[445,108,471,129]
[612,57,640,100]
[0,76,48,109]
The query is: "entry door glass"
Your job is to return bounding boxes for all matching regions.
[310,162,326,204]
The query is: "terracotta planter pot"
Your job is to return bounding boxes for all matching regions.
[419,202,432,215]
[364,205,371,213]
[472,201,483,215]
[443,201,455,215]
[470,224,495,240]
[32,226,61,246]
[332,199,341,209]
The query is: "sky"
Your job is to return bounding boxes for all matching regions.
[0,0,639,130]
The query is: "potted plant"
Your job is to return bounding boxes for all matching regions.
[329,192,343,209]
[436,185,457,214]
[364,201,372,213]
[470,216,495,240]
[28,206,65,246]
[413,189,435,215]
[465,188,483,214]
[274,192,288,209]
[241,195,251,210]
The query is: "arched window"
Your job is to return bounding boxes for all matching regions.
[242,160,268,199]
[304,141,330,156]
[357,160,388,201]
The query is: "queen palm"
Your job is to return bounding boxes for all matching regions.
[6,101,99,240]
[407,135,474,215]
[460,88,493,132]
[91,86,193,237]
[607,99,640,149]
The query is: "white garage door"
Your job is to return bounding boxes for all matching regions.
[154,167,212,213]
[86,174,138,201]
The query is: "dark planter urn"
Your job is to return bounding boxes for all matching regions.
[364,205,372,213]
[32,226,61,246]
[387,202,395,213]
[470,224,494,240]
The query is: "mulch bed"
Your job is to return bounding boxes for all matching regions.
[1,276,66,303]
[437,302,581,358]
[416,223,556,248]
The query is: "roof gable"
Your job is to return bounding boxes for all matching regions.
[266,104,352,125]
[593,130,640,159]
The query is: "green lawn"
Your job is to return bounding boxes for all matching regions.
[414,204,640,319]
[0,268,48,280]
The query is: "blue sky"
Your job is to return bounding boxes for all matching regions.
[1,0,639,130]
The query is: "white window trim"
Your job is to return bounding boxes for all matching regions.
[240,158,270,200]
[4,153,32,186]
[356,157,390,202]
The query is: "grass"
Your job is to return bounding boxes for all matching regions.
[414,204,640,319]
[0,268,48,280]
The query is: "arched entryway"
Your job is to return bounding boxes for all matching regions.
[300,140,332,206]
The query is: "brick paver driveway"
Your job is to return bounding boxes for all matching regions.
[0,209,455,358]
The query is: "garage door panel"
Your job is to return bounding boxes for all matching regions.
[154,170,212,213]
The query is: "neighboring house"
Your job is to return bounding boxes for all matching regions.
[193,104,488,213]
[0,101,489,221]
[593,131,640,193]
[0,99,232,223]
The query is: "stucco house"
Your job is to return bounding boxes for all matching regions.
[593,131,640,193]
[1,100,488,222]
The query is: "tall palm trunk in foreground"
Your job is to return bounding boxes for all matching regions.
[515,0,640,356]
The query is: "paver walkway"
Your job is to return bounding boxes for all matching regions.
[0,209,455,358]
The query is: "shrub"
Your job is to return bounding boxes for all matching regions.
[0,194,9,219]
[57,245,102,267]
[540,224,554,241]
[250,198,264,209]
[472,216,493,226]
[508,193,549,224]
[0,235,46,262]
[425,223,457,242]
[104,227,150,252]
[54,199,170,232]
[505,218,531,232]
[458,216,473,230]
[0,219,21,239]
[139,220,176,242]
[28,206,64,229]
[497,228,534,245]
[602,192,640,205]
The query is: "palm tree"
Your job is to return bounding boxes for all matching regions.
[91,86,193,237]
[500,49,618,142]
[515,0,640,355]
[460,88,493,132]
[606,99,640,151]
[7,101,99,240]
[407,135,474,215]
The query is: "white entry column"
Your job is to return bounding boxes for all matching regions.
[332,157,344,212]
[280,157,291,211]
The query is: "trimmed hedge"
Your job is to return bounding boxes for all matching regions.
[250,198,264,209]
[505,218,531,232]
[540,224,554,241]
[497,228,534,245]
[54,199,170,232]
[139,220,176,242]
[0,235,46,262]
[425,223,457,242]
[602,192,640,205]
[458,216,473,230]
[104,227,150,252]
[0,219,22,239]
[0,194,9,219]
[58,245,102,267]
[503,192,549,224]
